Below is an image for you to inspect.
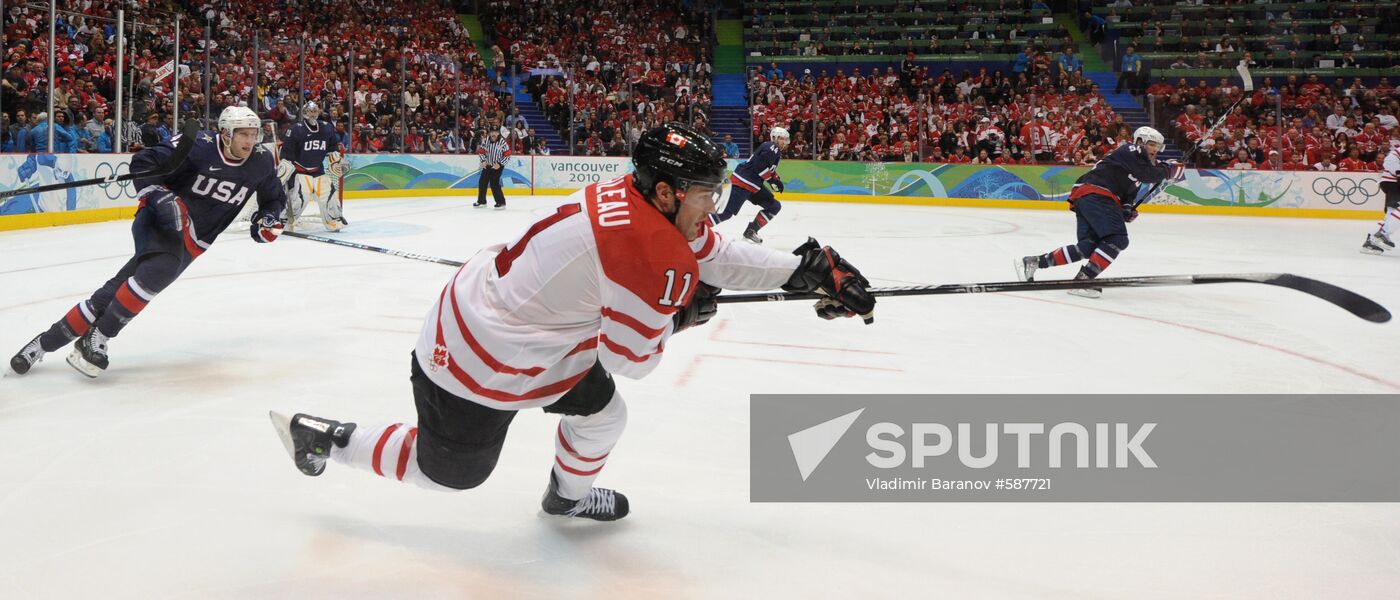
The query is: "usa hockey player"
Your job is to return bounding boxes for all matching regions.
[1017,127,1184,298]
[281,102,347,231]
[8,107,288,377]
[712,126,789,243]
[1360,144,1399,255]
[269,123,876,522]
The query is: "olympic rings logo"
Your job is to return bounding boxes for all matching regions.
[93,161,133,200]
[1312,176,1380,206]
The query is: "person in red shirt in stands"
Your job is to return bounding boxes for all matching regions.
[1339,147,1369,171]
[1259,151,1286,171]
[1227,148,1257,170]
[1281,151,1310,171]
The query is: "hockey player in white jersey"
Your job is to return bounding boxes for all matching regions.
[269,123,876,521]
[1360,145,1400,255]
[281,102,348,231]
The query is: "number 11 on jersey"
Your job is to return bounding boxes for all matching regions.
[658,269,692,307]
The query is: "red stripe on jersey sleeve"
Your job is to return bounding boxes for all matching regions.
[600,334,664,363]
[693,225,718,261]
[566,337,599,357]
[601,307,668,340]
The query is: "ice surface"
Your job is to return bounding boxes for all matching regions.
[2,197,1397,598]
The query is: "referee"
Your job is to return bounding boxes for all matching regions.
[476,128,510,209]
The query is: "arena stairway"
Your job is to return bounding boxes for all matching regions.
[1084,72,1183,160]
[508,78,570,155]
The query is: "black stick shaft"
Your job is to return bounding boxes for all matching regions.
[282,231,465,267]
[0,120,199,200]
[716,273,1390,323]
[280,232,1390,323]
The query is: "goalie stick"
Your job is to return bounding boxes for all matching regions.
[0,119,200,200]
[281,233,1390,323]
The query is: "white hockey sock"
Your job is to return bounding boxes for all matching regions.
[552,393,628,501]
[331,422,454,492]
[1380,207,1400,238]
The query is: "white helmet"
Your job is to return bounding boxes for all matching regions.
[217,106,263,149]
[302,101,321,121]
[770,126,790,142]
[1133,126,1165,148]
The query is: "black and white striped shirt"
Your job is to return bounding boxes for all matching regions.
[478,136,511,166]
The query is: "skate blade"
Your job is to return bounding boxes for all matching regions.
[65,348,102,378]
[1067,288,1102,299]
[1014,258,1034,282]
[1360,246,1385,256]
[493,205,507,211]
[268,411,297,460]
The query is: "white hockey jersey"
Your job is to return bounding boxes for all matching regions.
[415,174,801,410]
[1383,147,1399,183]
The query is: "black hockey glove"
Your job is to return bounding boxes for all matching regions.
[672,283,720,334]
[782,238,876,324]
[771,178,785,193]
[145,186,186,233]
[250,211,285,243]
[1123,206,1139,223]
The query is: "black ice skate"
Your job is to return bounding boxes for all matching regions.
[541,471,629,521]
[1016,256,1038,282]
[268,411,356,476]
[1067,273,1102,299]
[494,202,506,210]
[743,223,763,244]
[473,199,487,208]
[1361,232,1393,255]
[9,334,45,375]
[66,329,109,378]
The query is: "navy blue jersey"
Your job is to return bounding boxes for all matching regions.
[731,141,782,192]
[132,130,287,249]
[282,119,341,175]
[1072,143,1172,208]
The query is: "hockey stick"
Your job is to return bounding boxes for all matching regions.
[716,273,1390,323]
[278,230,1390,323]
[1182,62,1255,165]
[281,230,467,267]
[0,119,200,200]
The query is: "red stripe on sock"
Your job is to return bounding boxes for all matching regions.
[63,305,91,336]
[372,423,401,477]
[1089,252,1112,270]
[1051,248,1067,265]
[114,283,149,314]
[395,428,418,481]
[557,424,609,463]
[555,456,605,477]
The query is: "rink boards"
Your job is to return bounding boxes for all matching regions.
[0,152,1385,231]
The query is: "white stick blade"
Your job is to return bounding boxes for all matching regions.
[1236,62,1255,91]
